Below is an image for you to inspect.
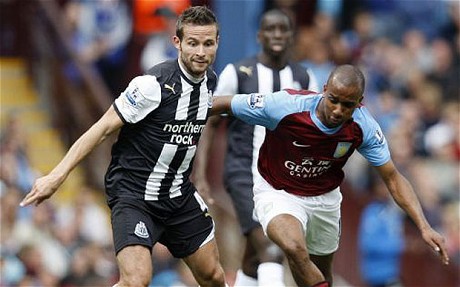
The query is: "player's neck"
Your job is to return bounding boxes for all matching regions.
[257,53,289,70]
[178,59,205,83]
[316,97,326,124]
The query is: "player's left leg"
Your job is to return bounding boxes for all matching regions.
[310,254,334,285]
[306,188,342,286]
[166,192,227,287]
[183,238,227,287]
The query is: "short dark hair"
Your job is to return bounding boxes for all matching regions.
[328,65,366,95]
[176,6,219,40]
[260,9,293,31]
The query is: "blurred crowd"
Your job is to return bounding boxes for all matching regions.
[1,0,459,286]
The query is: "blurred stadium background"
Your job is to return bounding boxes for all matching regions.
[1,0,458,286]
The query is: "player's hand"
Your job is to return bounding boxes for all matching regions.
[20,174,62,207]
[421,227,450,265]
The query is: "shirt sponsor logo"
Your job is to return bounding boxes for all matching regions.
[284,158,331,178]
[163,122,206,145]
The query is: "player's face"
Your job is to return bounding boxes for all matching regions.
[174,24,219,78]
[258,14,293,57]
[318,83,363,128]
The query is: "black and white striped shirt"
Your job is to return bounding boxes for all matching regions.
[106,59,217,201]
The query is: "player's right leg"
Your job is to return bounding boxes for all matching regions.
[109,198,162,287]
[115,245,152,287]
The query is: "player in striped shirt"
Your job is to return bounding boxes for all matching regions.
[20,6,228,287]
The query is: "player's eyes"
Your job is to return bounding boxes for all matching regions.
[328,96,338,104]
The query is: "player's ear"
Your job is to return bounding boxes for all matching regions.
[173,35,181,49]
[256,31,262,44]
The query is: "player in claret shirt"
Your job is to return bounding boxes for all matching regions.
[211,64,449,287]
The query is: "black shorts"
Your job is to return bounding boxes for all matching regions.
[226,180,260,235]
[108,191,214,258]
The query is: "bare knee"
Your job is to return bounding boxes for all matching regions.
[194,264,226,287]
[118,273,151,287]
[184,240,226,287]
[280,240,310,263]
[117,245,152,287]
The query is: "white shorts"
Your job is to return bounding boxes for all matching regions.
[253,176,342,256]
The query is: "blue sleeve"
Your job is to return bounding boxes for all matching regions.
[355,107,391,166]
[230,91,301,130]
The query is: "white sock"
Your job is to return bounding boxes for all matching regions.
[234,269,258,286]
[257,262,285,287]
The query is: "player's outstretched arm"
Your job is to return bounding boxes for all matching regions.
[375,160,450,265]
[20,105,123,207]
[210,96,234,116]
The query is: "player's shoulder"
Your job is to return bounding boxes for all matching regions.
[287,60,310,74]
[287,60,307,69]
[234,56,257,68]
[284,89,319,97]
[206,66,218,82]
[145,59,178,81]
[262,89,320,112]
[232,56,258,76]
[352,103,374,120]
[352,103,380,132]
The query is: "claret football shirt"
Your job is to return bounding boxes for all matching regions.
[231,90,390,196]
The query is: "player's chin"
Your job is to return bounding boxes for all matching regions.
[269,45,287,54]
[326,118,342,128]
[192,62,209,73]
